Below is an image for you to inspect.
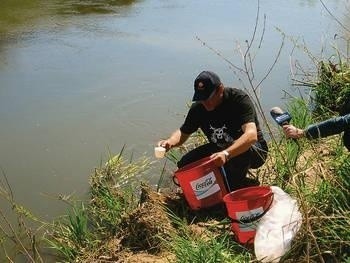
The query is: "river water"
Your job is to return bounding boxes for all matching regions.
[0,0,348,222]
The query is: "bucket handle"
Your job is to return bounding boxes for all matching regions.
[230,193,274,224]
[172,175,180,187]
[220,166,231,192]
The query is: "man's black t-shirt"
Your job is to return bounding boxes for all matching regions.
[180,87,262,149]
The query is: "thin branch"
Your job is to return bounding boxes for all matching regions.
[195,36,244,73]
[0,168,14,202]
[319,0,350,34]
[255,34,285,91]
[258,14,266,48]
[247,41,255,80]
[245,0,260,57]
[0,209,35,262]
[291,79,317,87]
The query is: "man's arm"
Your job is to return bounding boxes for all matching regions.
[158,129,191,151]
[210,122,258,166]
[283,114,350,140]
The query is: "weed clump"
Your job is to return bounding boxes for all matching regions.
[313,60,350,116]
[118,185,175,253]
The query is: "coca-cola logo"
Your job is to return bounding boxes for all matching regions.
[239,212,262,223]
[195,177,213,190]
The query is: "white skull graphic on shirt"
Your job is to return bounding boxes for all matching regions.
[209,125,233,145]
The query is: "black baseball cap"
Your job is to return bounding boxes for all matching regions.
[192,71,221,101]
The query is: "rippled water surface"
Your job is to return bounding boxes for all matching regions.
[0,0,348,220]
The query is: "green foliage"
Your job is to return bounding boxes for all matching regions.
[46,151,151,262]
[313,60,350,116]
[67,203,89,245]
[267,98,312,186]
[307,125,349,260]
[46,202,92,261]
[89,183,136,236]
[266,95,350,261]
[167,217,248,262]
[0,171,45,263]
[333,159,350,210]
[88,150,149,236]
[100,150,152,188]
[170,233,250,263]
[287,98,314,128]
[164,209,250,262]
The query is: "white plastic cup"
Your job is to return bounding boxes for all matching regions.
[154,146,166,159]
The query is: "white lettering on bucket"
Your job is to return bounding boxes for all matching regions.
[236,207,264,232]
[190,172,220,200]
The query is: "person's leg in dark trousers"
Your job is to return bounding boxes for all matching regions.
[250,140,268,169]
[223,151,250,191]
[224,140,268,191]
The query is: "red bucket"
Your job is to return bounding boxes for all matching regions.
[223,186,273,244]
[174,156,228,210]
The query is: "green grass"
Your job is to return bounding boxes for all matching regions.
[165,209,251,263]
[46,202,92,260]
[170,233,250,263]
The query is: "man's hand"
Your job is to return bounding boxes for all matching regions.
[157,139,172,151]
[210,151,227,167]
[157,129,190,151]
[282,124,304,139]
